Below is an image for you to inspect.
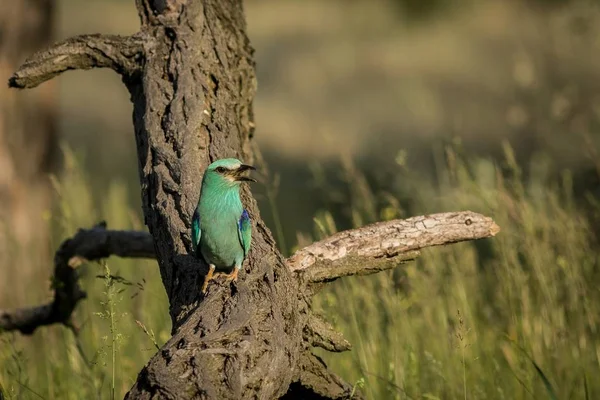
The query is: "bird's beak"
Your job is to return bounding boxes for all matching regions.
[235,164,256,182]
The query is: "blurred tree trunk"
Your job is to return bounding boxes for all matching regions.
[0,0,57,257]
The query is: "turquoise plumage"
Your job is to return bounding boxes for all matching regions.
[192,158,255,293]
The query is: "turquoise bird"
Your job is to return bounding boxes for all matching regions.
[192,158,256,293]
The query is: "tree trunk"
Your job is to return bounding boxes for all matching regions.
[7,0,500,398]
[0,0,57,260]
[126,1,304,397]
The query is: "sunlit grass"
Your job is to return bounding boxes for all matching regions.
[0,145,171,399]
[311,143,600,399]
[1,141,599,399]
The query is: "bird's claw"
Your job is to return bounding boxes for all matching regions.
[224,268,239,283]
[201,266,240,294]
[201,279,211,294]
[201,265,216,294]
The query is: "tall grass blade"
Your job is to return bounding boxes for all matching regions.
[530,359,558,400]
[503,356,535,399]
[584,372,590,400]
[505,336,558,400]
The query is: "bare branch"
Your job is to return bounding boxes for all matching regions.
[288,211,500,284]
[304,315,351,353]
[0,223,155,334]
[8,34,144,89]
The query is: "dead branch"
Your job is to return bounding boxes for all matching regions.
[8,34,144,89]
[288,211,500,284]
[0,223,155,334]
[304,314,351,353]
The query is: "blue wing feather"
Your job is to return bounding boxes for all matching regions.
[191,208,201,255]
[238,209,252,258]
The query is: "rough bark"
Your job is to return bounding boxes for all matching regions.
[0,0,57,274]
[8,0,500,399]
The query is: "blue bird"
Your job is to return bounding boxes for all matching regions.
[192,158,255,293]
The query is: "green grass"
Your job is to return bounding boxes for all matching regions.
[311,143,600,399]
[0,146,171,400]
[1,142,599,399]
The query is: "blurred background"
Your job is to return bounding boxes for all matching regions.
[2,0,600,398]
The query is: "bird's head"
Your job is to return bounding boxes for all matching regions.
[203,158,256,188]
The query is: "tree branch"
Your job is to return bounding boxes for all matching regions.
[305,314,351,353]
[0,223,155,334]
[8,34,144,89]
[288,211,500,284]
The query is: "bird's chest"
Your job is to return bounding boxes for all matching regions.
[198,206,242,269]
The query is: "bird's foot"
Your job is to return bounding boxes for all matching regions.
[202,266,239,293]
[224,268,239,283]
[201,264,216,294]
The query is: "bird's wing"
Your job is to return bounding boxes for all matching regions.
[238,209,252,258]
[191,208,201,254]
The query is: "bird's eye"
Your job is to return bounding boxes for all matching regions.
[216,167,226,173]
